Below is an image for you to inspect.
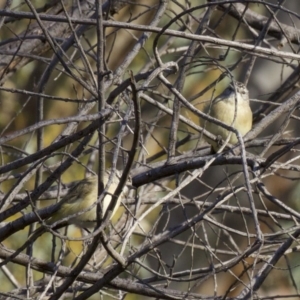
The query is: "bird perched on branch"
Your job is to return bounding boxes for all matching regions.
[201,81,253,152]
[48,170,128,228]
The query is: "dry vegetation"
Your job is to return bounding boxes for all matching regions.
[1,0,300,299]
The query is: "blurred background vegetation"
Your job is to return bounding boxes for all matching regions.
[1,0,300,299]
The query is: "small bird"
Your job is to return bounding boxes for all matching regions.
[48,171,127,228]
[201,81,252,152]
[4,171,129,262]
